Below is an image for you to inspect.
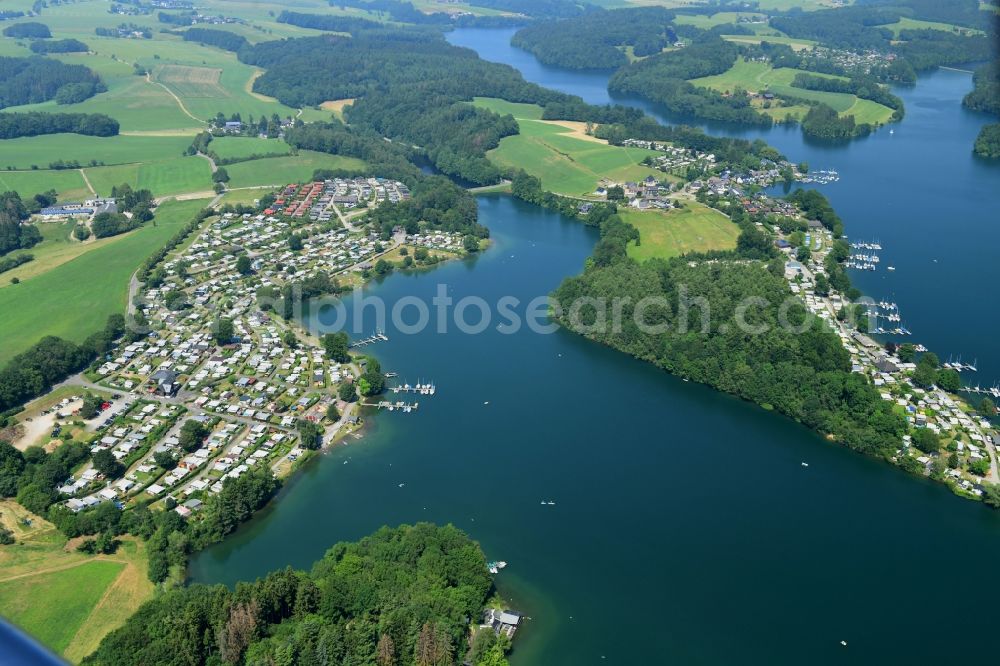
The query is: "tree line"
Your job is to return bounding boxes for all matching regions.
[550,202,907,461]
[83,523,502,666]
[2,21,50,38]
[608,35,773,127]
[0,111,119,138]
[511,7,677,70]
[0,55,105,109]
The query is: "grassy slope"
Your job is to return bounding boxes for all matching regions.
[0,561,125,654]
[691,59,895,124]
[0,170,91,200]
[84,156,213,197]
[473,98,661,196]
[0,135,192,171]
[225,151,367,188]
[0,500,153,661]
[0,198,209,365]
[210,136,292,160]
[623,204,739,261]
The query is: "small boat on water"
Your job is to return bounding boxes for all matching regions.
[887,266,895,271]
[801,462,809,467]
[488,561,507,574]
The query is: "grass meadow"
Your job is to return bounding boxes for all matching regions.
[473,99,662,196]
[0,198,210,365]
[622,204,740,261]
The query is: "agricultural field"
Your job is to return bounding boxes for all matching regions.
[473,97,544,120]
[673,12,777,35]
[83,156,213,197]
[884,17,985,37]
[721,34,817,51]
[210,136,292,161]
[224,151,367,188]
[622,204,740,261]
[0,170,92,201]
[0,134,192,171]
[0,500,153,662]
[318,98,356,121]
[473,99,662,196]
[691,59,895,124]
[0,198,211,366]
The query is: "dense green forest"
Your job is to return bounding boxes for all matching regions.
[608,36,771,126]
[180,26,249,52]
[0,201,42,258]
[511,7,676,69]
[241,29,590,183]
[82,523,501,666]
[549,195,905,459]
[277,9,384,33]
[28,37,90,54]
[2,21,50,38]
[974,123,1000,158]
[0,56,105,108]
[0,111,119,138]
[964,60,1000,116]
[799,103,869,140]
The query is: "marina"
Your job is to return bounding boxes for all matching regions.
[350,331,389,348]
[374,400,419,412]
[390,382,437,395]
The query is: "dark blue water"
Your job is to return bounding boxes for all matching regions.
[448,27,1000,387]
[192,197,1000,666]
[189,30,1000,666]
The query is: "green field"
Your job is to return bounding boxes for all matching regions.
[622,204,740,261]
[472,97,544,120]
[0,169,92,200]
[721,34,817,51]
[473,98,662,196]
[674,12,777,34]
[0,134,191,171]
[210,136,293,161]
[0,560,124,654]
[885,16,984,37]
[691,59,895,124]
[0,198,209,365]
[84,156,213,197]
[225,151,367,188]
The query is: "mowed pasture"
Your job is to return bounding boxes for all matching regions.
[0,501,153,661]
[691,59,895,124]
[473,98,662,196]
[0,198,210,365]
[153,64,227,99]
[225,151,368,188]
[622,204,739,261]
[210,136,293,161]
[0,134,192,171]
[83,156,213,197]
[0,169,91,200]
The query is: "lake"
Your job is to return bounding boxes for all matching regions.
[449,28,1000,388]
[190,29,1000,665]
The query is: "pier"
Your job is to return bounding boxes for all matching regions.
[375,401,419,412]
[390,382,436,395]
[350,331,389,348]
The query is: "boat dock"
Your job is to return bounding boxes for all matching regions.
[375,401,419,412]
[390,382,436,395]
[350,331,388,348]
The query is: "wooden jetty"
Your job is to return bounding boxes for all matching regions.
[390,382,436,395]
[350,331,389,348]
[375,401,419,412]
